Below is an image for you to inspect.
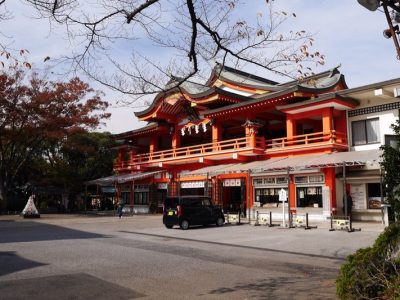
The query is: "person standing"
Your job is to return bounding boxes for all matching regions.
[117,202,124,219]
[343,191,353,217]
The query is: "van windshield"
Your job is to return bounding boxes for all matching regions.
[164,197,179,209]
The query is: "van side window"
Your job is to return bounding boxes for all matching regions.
[202,199,211,207]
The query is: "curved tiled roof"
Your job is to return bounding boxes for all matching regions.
[208,63,280,90]
[112,122,159,139]
[164,77,210,94]
[275,93,359,111]
[279,65,347,88]
[202,67,348,117]
[135,65,280,119]
[135,64,347,120]
[253,67,346,100]
[134,80,251,119]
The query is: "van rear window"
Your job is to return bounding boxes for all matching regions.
[164,197,178,208]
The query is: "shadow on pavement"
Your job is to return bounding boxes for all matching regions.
[0,251,47,277]
[120,230,346,261]
[0,273,145,300]
[0,222,104,244]
[208,276,336,300]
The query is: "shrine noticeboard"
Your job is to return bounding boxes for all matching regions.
[350,184,365,210]
[279,188,287,202]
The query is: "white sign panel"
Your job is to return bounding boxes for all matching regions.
[223,179,241,187]
[350,184,366,210]
[181,181,205,189]
[279,188,287,202]
[322,186,330,216]
[157,183,168,190]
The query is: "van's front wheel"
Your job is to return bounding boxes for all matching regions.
[216,217,224,227]
[180,220,190,230]
[165,224,173,229]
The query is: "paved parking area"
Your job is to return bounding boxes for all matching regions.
[0,214,384,299]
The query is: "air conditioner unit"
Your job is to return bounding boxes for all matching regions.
[393,87,400,98]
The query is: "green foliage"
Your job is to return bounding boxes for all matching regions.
[336,222,400,299]
[381,119,400,221]
[0,66,110,210]
[60,131,115,197]
[26,131,115,209]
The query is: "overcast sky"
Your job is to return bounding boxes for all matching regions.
[2,1,399,134]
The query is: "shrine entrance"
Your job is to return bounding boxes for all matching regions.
[219,177,247,216]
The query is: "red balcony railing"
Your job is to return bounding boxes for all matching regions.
[114,136,265,169]
[114,130,347,170]
[265,130,346,151]
[133,136,264,163]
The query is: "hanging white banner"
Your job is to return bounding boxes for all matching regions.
[181,181,205,189]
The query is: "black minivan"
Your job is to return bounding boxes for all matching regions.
[163,196,225,230]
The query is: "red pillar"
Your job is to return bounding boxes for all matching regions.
[286,116,296,146]
[212,122,222,151]
[129,149,135,162]
[172,125,181,149]
[324,167,336,213]
[335,110,348,144]
[322,107,334,142]
[246,173,252,209]
[150,136,158,153]
[117,149,123,163]
[289,174,296,210]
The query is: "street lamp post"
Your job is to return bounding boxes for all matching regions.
[357,0,400,59]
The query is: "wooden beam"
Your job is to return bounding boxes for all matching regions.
[232,153,249,162]
[198,158,214,165]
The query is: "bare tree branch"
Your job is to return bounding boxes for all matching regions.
[0,1,326,105]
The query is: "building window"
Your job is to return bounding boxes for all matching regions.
[121,192,131,205]
[157,189,167,207]
[253,178,263,185]
[352,118,380,146]
[264,177,275,184]
[296,186,322,208]
[255,188,287,205]
[134,185,149,205]
[309,175,324,183]
[385,134,398,149]
[367,183,382,209]
[294,176,308,184]
[276,177,288,184]
[134,192,149,205]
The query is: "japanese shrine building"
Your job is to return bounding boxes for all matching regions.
[107,64,399,221]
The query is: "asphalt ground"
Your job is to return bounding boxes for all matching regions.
[0,214,384,299]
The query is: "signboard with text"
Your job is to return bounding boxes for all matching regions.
[279,188,287,202]
[181,181,205,189]
[223,179,241,187]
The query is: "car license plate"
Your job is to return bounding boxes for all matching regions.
[168,211,174,216]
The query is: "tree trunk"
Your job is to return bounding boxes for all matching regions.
[0,178,7,211]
